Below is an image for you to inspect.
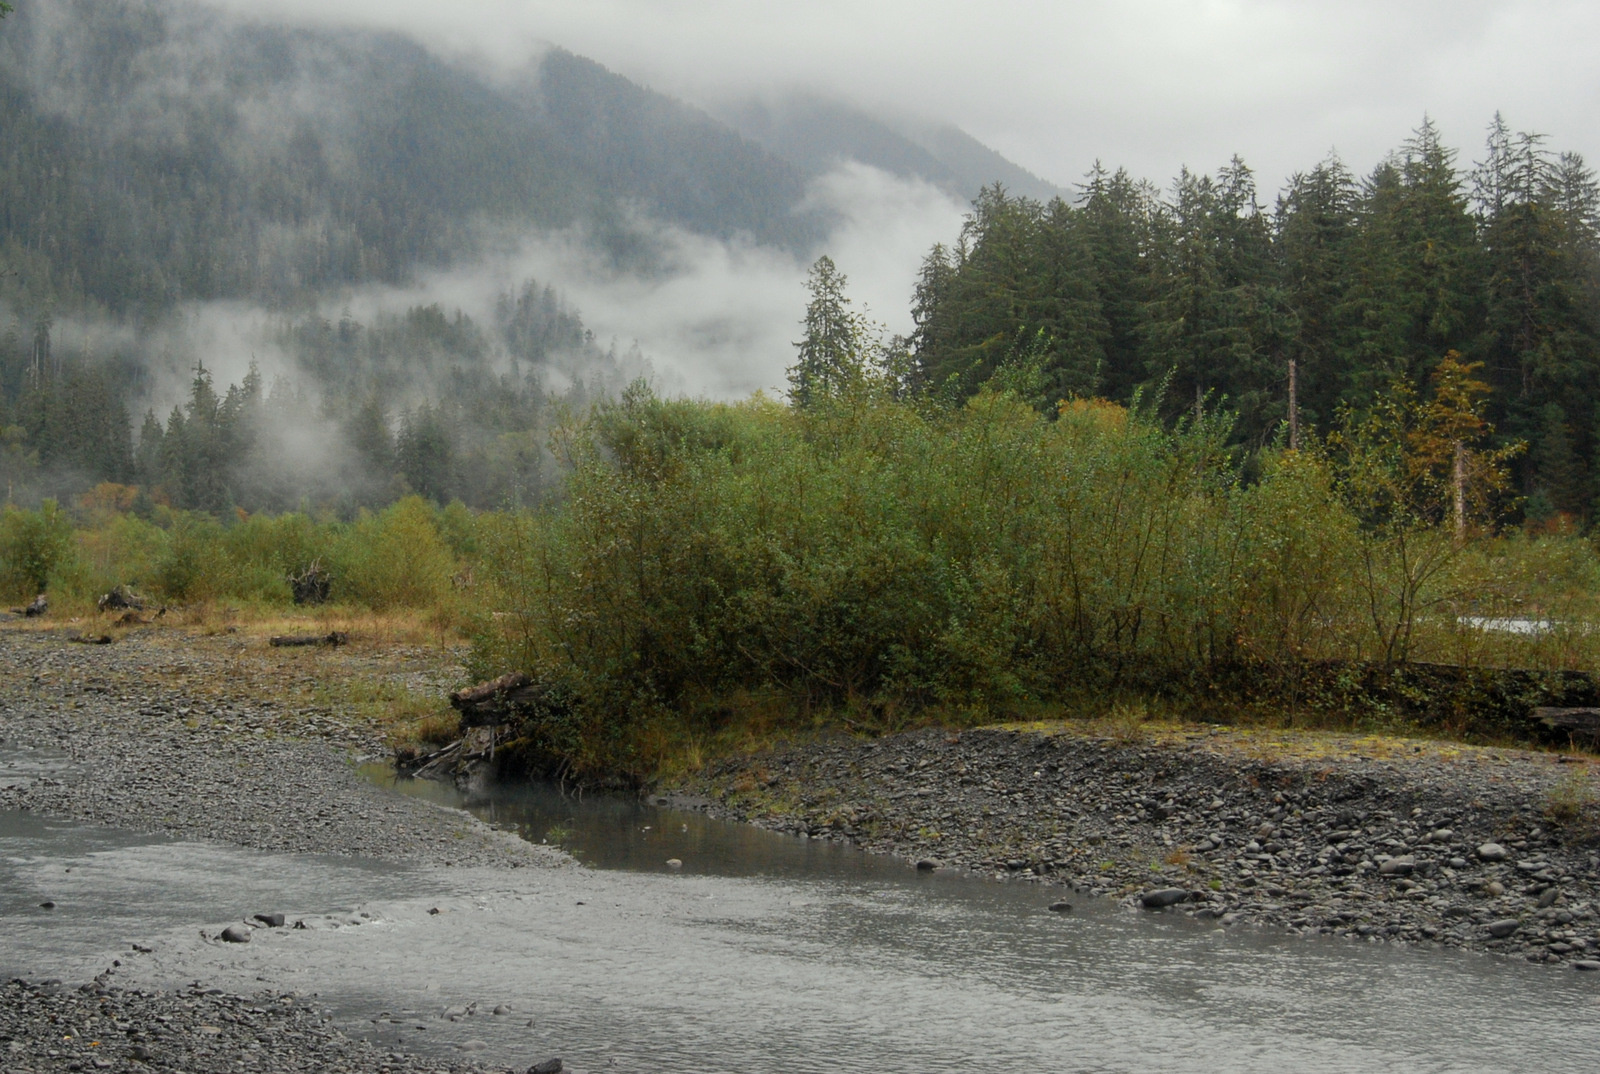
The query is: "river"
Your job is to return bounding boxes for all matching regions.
[2,758,1597,1073]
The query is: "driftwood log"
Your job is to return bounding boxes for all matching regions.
[1532,707,1600,747]
[448,672,569,727]
[398,725,513,780]
[268,631,348,648]
[97,585,145,612]
[288,562,332,606]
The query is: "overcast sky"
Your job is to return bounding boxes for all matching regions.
[217,0,1600,195]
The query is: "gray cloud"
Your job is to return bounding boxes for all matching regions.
[209,0,1600,194]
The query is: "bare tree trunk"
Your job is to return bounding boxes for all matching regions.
[1287,356,1300,450]
[1453,440,1467,542]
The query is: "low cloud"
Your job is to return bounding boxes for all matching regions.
[347,162,967,399]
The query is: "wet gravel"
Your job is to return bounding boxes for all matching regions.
[0,980,531,1074]
[0,625,567,1074]
[688,724,1600,966]
[0,627,560,870]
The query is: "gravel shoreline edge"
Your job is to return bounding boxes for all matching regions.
[682,723,1600,967]
[0,626,564,1073]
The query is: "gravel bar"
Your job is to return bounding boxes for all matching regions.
[0,625,569,1074]
[0,626,560,869]
[0,980,533,1074]
[686,723,1600,966]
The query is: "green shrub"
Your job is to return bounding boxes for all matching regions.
[151,514,231,601]
[0,500,77,600]
[334,496,458,610]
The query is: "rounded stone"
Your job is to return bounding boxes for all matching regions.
[1140,888,1189,909]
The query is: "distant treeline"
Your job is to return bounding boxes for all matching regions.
[0,279,647,512]
[911,119,1600,524]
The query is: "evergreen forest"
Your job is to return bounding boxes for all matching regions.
[909,120,1600,525]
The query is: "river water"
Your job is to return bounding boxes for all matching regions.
[3,760,1598,1073]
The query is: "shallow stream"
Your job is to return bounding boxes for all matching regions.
[2,758,1598,1073]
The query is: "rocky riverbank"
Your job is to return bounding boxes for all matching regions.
[0,622,568,1074]
[0,625,559,869]
[683,721,1600,966]
[0,979,536,1074]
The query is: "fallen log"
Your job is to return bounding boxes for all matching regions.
[1532,707,1600,746]
[68,633,112,645]
[19,595,47,617]
[398,725,514,783]
[268,631,348,648]
[449,672,569,728]
[97,585,145,612]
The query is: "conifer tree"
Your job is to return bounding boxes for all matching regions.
[789,255,875,407]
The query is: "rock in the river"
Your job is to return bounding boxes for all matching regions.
[493,1004,512,1015]
[665,858,683,870]
[254,912,286,928]
[1486,919,1521,939]
[1048,901,1073,913]
[1140,888,1190,909]
[1379,856,1416,875]
[1572,960,1600,971]
[1477,843,1510,862]
[528,1059,563,1074]
[915,859,941,871]
[219,924,252,943]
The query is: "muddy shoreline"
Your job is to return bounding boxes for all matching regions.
[682,723,1600,966]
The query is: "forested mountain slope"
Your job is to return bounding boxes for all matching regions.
[0,0,819,317]
[717,93,1062,203]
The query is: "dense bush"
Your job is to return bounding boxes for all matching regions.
[0,499,76,600]
[467,383,1600,778]
[2,493,465,612]
[332,497,460,610]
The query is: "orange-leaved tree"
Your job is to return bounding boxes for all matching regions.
[1326,352,1522,662]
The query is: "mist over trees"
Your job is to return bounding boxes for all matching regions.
[909,118,1600,525]
[4,0,1600,536]
[0,0,820,321]
[0,277,649,512]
